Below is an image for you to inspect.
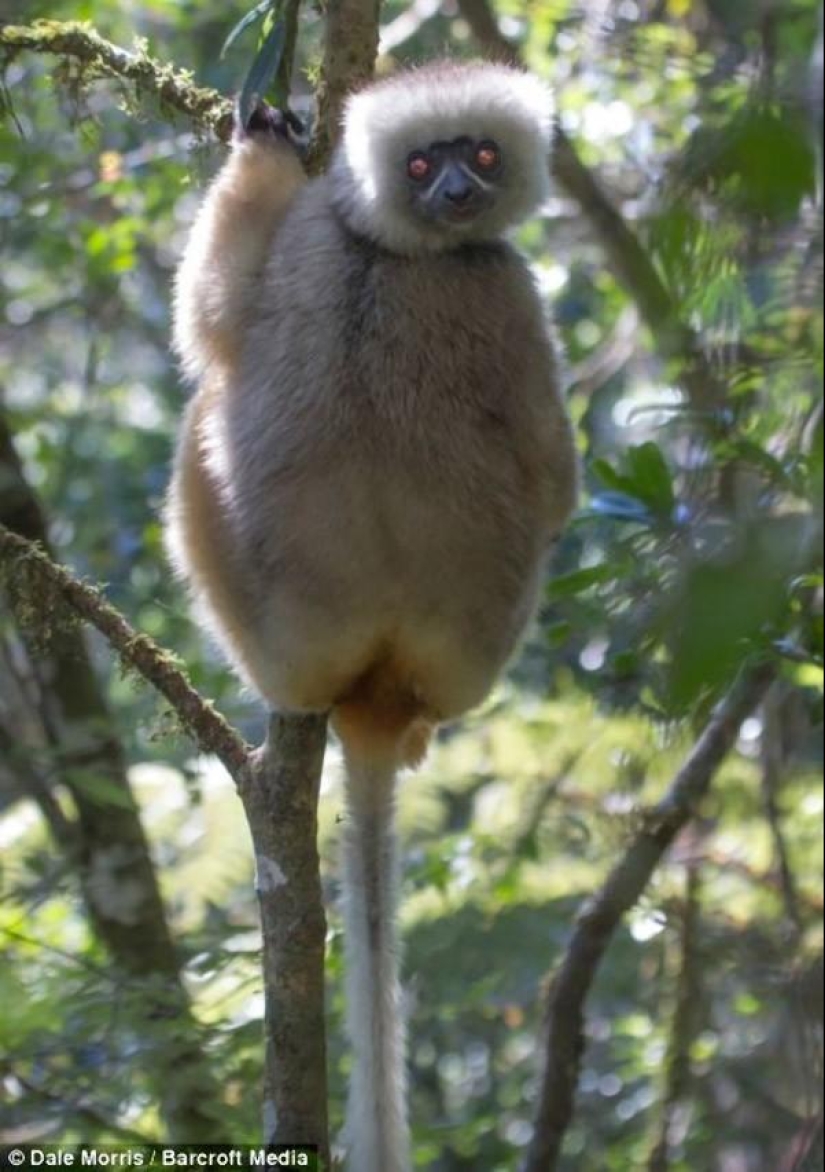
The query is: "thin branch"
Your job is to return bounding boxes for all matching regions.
[566,306,638,397]
[452,0,520,65]
[704,846,824,914]
[522,659,777,1172]
[0,524,250,780]
[380,0,442,54]
[3,1066,155,1144]
[761,684,803,934]
[0,720,80,849]
[2,923,128,982]
[647,864,703,1172]
[781,1114,825,1172]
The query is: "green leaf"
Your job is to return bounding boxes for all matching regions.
[593,445,675,518]
[611,650,641,678]
[719,106,816,221]
[592,458,637,496]
[221,0,278,59]
[549,565,617,599]
[625,442,676,515]
[238,19,288,128]
[667,526,797,712]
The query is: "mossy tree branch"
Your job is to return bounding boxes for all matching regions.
[0,14,378,169]
[0,20,233,139]
[0,522,250,780]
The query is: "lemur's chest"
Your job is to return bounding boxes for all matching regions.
[239,234,543,475]
[338,245,521,405]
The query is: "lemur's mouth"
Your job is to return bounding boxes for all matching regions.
[445,204,481,222]
[440,197,490,227]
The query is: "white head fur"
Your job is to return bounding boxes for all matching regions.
[332,61,554,255]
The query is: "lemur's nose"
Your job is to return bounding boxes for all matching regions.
[442,161,475,206]
[445,182,473,205]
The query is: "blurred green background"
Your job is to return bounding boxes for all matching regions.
[0,0,822,1168]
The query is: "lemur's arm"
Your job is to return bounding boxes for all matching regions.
[173,106,306,380]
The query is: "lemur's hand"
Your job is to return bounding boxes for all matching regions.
[234,98,304,149]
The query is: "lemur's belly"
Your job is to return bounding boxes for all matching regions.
[235,453,546,715]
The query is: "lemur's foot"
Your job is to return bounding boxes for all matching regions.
[234,98,304,148]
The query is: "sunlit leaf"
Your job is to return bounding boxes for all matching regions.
[549,565,617,598]
[587,492,656,525]
[624,443,676,515]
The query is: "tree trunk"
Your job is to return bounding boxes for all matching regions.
[240,712,331,1164]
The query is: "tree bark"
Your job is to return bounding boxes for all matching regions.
[240,714,331,1162]
[307,0,382,172]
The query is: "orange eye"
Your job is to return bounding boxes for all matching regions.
[476,143,500,171]
[407,153,432,182]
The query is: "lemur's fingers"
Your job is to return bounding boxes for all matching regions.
[234,98,305,147]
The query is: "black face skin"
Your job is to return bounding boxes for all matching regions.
[405,137,503,227]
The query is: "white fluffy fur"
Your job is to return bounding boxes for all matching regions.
[335,62,554,254]
[342,752,410,1172]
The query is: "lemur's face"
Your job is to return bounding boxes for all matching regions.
[404,136,503,229]
[338,62,553,254]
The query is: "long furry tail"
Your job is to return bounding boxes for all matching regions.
[341,746,411,1172]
